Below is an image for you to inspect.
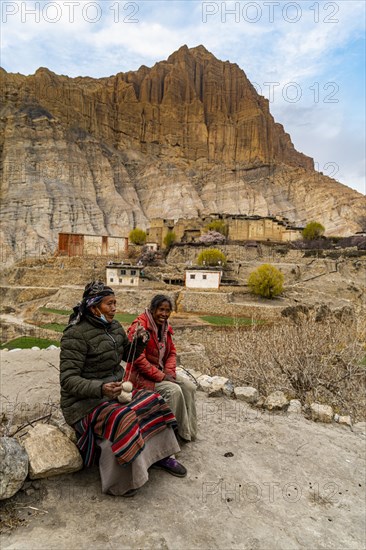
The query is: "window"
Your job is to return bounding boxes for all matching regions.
[120,269,126,275]
[202,274,207,280]
[190,274,195,279]
[130,270,136,275]
[119,278,123,283]
[130,279,134,284]
[110,278,114,282]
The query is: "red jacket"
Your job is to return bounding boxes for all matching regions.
[124,312,177,391]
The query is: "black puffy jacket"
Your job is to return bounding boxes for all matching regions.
[60,314,145,425]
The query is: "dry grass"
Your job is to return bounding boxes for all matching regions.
[0,502,26,534]
[200,312,366,421]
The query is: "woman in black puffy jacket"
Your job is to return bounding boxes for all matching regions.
[60,281,187,496]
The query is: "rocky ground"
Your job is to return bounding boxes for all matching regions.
[1,350,366,550]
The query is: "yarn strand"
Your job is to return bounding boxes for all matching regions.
[124,321,141,382]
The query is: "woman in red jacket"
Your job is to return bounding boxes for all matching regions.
[125,295,197,442]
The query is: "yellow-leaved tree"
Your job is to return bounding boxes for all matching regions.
[197,249,227,266]
[129,228,147,245]
[302,221,325,240]
[248,264,284,299]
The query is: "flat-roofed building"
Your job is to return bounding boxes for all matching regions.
[106,263,143,286]
[58,233,128,257]
[145,242,158,251]
[185,268,222,289]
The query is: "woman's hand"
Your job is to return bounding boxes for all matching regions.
[102,381,123,399]
[135,326,150,343]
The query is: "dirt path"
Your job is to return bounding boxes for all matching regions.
[1,370,365,549]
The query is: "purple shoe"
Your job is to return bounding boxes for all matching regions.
[152,457,187,477]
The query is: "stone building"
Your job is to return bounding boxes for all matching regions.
[210,214,302,242]
[58,233,128,257]
[147,214,303,248]
[146,219,175,250]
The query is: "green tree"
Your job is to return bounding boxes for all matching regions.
[302,221,325,240]
[205,220,228,236]
[248,264,284,299]
[197,248,227,267]
[129,228,147,245]
[163,231,176,248]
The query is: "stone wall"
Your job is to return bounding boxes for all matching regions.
[45,288,181,314]
[166,244,342,285]
[177,291,283,320]
[0,321,61,345]
[166,243,306,265]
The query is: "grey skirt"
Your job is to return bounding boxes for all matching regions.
[97,428,180,495]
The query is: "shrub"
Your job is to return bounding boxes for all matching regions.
[163,231,176,248]
[205,220,228,236]
[248,264,284,299]
[199,314,366,420]
[302,221,325,240]
[129,228,146,245]
[199,231,226,245]
[197,248,227,266]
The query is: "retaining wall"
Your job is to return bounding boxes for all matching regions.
[177,291,283,320]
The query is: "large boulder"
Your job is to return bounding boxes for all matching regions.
[234,387,259,404]
[287,399,302,415]
[49,410,77,444]
[197,374,214,393]
[333,413,352,427]
[208,376,233,397]
[22,424,83,479]
[310,403,333,423]
[0,437,29,500]
[265,391,289,411]
[198,375,234,397]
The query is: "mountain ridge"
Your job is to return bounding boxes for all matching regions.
[0,45,364,263]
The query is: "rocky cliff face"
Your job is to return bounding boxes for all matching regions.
[0,45,364,263]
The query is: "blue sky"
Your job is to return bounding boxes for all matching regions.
[1,0,365,194]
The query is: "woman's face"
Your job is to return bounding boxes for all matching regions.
[152,301,172,326]
[92,295,117,323]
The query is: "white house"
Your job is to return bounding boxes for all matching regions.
[145,242,158,251]
[106,263,143,286]
[185,268,222,289]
